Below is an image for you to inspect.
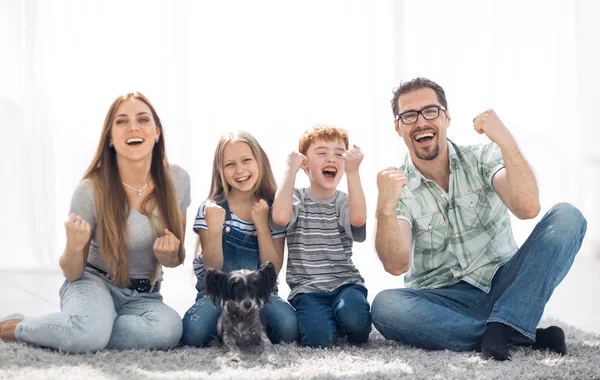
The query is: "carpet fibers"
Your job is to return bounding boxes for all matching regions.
[1,319,599,380]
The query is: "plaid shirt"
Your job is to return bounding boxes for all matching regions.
[396,139,518,293]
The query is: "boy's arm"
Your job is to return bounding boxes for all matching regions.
[344,145,366,227]
[272,151,306,226]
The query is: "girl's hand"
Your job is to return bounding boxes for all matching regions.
[287,151,307,173]
[343,144,364,174]
[204,201,226,231]
[153,228,181,257]
[65,213,91,252]
[250,199,270,227]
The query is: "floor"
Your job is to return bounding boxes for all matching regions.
[2,253,600,335]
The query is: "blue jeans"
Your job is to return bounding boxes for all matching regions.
[290,283,372,348]
[371,203,587,351]
[15,268,182,353]
[181,290,298,346]
[181,199,298,346]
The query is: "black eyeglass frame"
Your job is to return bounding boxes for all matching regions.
[395,105,447,125]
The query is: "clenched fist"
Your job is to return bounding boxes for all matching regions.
[65,213,91,252]
[286,151,307,173]
[153,228,181,257]
[204,201,226,231]
[473,109,515,147]
[250,199,270,227]
[343,145,364,173]
[376,167,408,216]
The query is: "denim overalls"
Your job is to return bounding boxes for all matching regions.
[182,198,298,347]
[194,199,264,294]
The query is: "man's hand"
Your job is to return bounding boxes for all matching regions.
[473,109,515,147]
[250,199,270,228]
[153,228,181,257]
[204,201,226,231]
[376,167,408,216]
[65,213,91,253]
[343,145,364,174]
[286,151,307,173]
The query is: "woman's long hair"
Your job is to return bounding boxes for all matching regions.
[82,92,183,287]
[207,131,277,203]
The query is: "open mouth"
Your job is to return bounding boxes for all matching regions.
[235,175,251,183]
[126,137,145,146]
[413,131,435,144]
[322,167,337,179]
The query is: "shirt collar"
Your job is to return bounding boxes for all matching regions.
[404,138,460,191]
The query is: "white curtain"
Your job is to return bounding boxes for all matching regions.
[0,0,596,287]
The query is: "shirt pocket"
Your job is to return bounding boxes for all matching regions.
[414,211,446,253]
[456,191,484,231]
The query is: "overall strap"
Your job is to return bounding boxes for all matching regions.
[215,196,233,222]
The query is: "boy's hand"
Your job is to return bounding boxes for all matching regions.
[343,145,363,173]
[286,151,307,173]
[204,201,226,231]
[376,167,408,216]
[65,213,91,252]
[250,199,270,227]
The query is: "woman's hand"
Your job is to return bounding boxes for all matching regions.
[153,228,181,267]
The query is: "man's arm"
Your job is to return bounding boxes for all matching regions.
[375,167,412,276]
[474,110,540,219]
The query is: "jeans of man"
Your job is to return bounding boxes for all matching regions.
[371,202,587,351]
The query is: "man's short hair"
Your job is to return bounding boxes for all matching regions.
[391,77,448,116]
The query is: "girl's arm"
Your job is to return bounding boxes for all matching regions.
[59,213,92,281]
[197,201,226,270]
[253,200,284,273]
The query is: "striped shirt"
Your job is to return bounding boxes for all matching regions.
[397,139,518,293]
[192,201,285,279]
[271,188,366,300]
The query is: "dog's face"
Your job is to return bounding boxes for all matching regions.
[204,261,278,314]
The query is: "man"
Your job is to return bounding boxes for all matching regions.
[371,77,587,360]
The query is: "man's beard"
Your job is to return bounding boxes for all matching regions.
[414,141,439,160]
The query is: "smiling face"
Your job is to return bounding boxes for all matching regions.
[395,87,451,162]
[109,98,160,164]
[222,140,260,196]
[304,138,347,199]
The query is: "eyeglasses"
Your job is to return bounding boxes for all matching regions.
[395,105,446,125]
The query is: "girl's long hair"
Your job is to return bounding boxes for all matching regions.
[207,131,277,203]
[82,92,183,287]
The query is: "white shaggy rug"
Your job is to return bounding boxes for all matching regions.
[1,319,599,380]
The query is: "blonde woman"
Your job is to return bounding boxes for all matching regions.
[0,92,190,353]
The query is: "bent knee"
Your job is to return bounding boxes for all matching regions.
[300,326,335,348]
[59,315,112,353]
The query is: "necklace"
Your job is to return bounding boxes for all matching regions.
[122,181,148,196]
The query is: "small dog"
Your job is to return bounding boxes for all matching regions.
[204,261,278,358]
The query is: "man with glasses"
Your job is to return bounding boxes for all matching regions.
[371,77,587,361]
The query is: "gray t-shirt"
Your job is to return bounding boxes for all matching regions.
[69,165,191,280]
[270,188,366,300]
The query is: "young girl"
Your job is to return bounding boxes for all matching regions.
[181,131,298,346]
[0,92,190,352]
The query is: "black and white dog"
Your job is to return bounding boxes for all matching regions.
[204,261,278,357]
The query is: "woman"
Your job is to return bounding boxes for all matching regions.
[0,92,190,353]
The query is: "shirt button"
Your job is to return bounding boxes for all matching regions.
[429,225,433,230]
[455,233,460,237]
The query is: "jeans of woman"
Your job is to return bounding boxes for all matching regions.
[16,268,182,353]
[371,203,587,351]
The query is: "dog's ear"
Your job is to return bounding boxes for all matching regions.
[204,269,227,306]
[258,261,278,298]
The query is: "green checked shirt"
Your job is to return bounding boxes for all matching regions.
[396,139,518,293]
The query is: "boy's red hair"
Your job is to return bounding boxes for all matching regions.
[298,124,349,155]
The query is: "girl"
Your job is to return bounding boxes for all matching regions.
[181,131,298,346]
[0,92,190,352]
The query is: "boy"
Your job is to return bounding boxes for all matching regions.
[271,124,371,348]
